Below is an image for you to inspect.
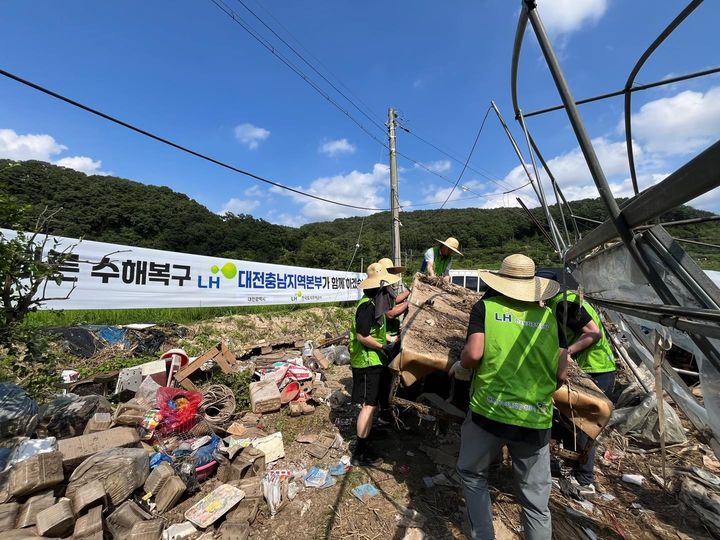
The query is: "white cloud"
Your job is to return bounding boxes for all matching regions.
[243,185,264,198]
[234,123,270,149]
[537,0,608,35]
[0,128,66,160]
[0,128,108,175]
[272,213,307,228]
[628,86,720,156]
[318,138,356,157]
[54,156,106,175]
[271,163,389,220]
[219,197,260,215]
[414,159,452,174]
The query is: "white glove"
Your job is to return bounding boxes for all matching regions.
[449,361,472,381]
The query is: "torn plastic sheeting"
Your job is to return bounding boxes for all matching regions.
[0,383,39,439]
[607,392,687,446]
[608,310,709,431]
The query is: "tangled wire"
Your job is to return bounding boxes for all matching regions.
[200,384,236,427]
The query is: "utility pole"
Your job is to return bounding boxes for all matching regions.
[388,107,401,266]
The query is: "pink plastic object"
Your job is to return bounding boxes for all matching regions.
[280,381,300,404]
[195,460,218,482]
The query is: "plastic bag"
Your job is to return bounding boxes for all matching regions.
[335,346,350,366]
[608,392,687,445]
[156,388,202,433]
[37,394,111,438]
[0,383,39,438]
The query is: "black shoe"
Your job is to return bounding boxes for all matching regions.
[351,448,383,467]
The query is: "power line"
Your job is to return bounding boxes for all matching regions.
[249,0,380,125]
[440,105,492,209]
[0,67,387,212]
[397,121,517,191]
[232,0,386,134]
[211,0,511,202]
[345,215,366,272]
[209,0,388,149]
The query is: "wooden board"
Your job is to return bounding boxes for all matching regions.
[175,341,235,384]
[390,275,481,386]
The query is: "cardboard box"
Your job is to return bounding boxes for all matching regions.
[0,502,19,533]
[155,475,186,514]
[129,519,163,540]
[15,490,56,528]
[57,427,140,470]
[107,501,151,540]
[36,498,74,537]
[70,479,106,515]
[9,451,64,498]
[73,505,103,540]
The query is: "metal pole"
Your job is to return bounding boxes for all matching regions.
[624,0,704,195]
[360,257,364,273]
[388,107,401,266]
[517,110,566,252]
[523,1,673,300]
[491,101,563,254]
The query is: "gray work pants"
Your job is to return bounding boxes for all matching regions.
[456,413,552,540]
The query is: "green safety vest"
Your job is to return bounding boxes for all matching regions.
[349,296,387,369]
[469,296,560,430]
[429,245,451,276]
[548,291,616,374]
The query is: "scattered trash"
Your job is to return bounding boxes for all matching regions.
[352,483,379,502]
[329,461,352,476]
[602,449,624,462]
[249,380,282,414]
[251,432,284,463]
[622,474,645,486]
[184,484,245,528]
[303,467,329,488]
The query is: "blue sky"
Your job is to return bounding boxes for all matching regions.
[1,0,719,227]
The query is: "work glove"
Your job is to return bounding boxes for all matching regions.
[381,342,398,363]
[448,361,472,381]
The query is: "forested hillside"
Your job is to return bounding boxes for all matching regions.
[1,159,718,271]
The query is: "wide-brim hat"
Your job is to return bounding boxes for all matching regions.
[359,262,401,290]
[437,237,463,256]
[377,257,406,274]
[478,254,560,302]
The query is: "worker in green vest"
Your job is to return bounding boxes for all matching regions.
[541,272,617,496]
[453,254,568,540]
[421,237,462,280]
[377,257,410,339]
[349,262,401,467]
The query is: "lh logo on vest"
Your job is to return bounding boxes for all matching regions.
[494,312,550,331]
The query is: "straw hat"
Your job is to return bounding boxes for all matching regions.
[377,257,406,274]
[478,254,560,302]
[359,262,401,290]
[437,237,463,256]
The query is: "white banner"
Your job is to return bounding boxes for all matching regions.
[1,229,365,310]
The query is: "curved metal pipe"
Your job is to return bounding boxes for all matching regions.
[624,0,704,195]
[510,3,529,120]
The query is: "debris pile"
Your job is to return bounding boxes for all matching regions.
[0,330,351,539]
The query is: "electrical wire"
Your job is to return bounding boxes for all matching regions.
[439,105,492,209]
[232,0,386,134]
[0,67,387,212]
[209,0,389,149]
[397,122,517,191]
[211,0,516,201]
[250,0,380,125]
[345,215,366,273]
